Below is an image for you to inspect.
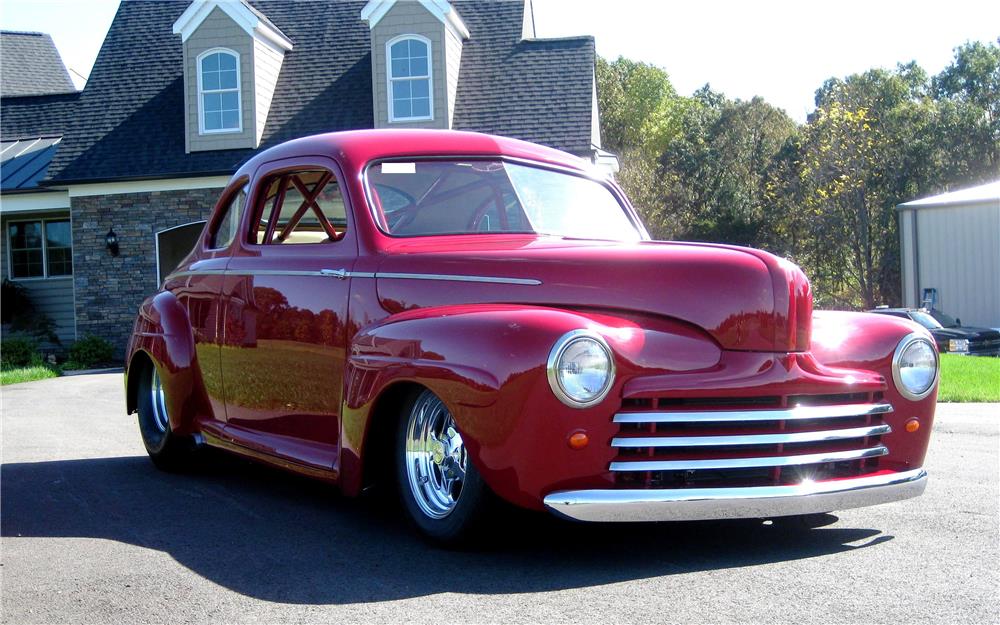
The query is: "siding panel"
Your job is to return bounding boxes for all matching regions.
[914,200,1000,327]
[253,38,286,146]
[444,25,463,127]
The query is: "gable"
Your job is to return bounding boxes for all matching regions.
[361,0,469,39]
[172,0,292,51]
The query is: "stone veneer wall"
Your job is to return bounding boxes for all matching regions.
[71,187,223,356]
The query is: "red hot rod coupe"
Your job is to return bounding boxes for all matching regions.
[126,130,936,543]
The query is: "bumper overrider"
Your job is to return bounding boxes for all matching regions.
[544,468,927,522]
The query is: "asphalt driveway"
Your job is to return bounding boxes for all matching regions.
[2,373,997,624]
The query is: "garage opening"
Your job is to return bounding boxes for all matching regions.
[155,221,205,284]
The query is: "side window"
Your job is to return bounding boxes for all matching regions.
[211,185,247,249]
[252,169,348,245]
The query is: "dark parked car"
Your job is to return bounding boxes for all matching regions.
[868,307,1000,356]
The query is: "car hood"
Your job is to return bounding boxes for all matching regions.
[374,236,812,352]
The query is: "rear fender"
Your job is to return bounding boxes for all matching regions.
[125,291,209,435]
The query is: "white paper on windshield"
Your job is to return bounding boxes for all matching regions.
[381,162,416,174]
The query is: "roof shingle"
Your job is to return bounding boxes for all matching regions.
[45,0,596,184]
[1,92,80,139]
[0,31,77,97]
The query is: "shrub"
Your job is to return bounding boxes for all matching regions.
[67,335,115,368]
[1,279,30,324]
[1,336,40,368]
[1,279,60,344]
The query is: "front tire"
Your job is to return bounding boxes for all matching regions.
[136,362,194,471]
[395,389,494,545]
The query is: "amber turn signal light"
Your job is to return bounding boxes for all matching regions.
[905,418,920,433]
[568,431,589,450]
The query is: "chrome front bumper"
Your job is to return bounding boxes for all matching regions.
[543,468,927,522]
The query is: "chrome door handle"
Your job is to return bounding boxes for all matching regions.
[320,268,348,280]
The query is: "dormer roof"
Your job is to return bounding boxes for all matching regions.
[172,0,293,51]
[361,0,469,39]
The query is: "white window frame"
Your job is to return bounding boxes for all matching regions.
[197,47,243,135]
[386,34,434,123]
[5,217,73,281]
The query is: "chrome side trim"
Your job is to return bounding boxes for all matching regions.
[170,269,332,279]
[233,269,342,277]
[167,269,534,284]
[544,468,928,522]
[611,424,891,448]
[609,445,888,472]
[376,272,541,286]
[613,402,893,424]
[169,269,228,278]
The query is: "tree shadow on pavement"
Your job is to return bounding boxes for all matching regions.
[1,453,892,604]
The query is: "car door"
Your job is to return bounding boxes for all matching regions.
[218,156,357,470]
[167,181,248,423]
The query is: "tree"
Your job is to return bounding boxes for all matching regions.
[932,39,1000,180]
[596,56,690,233]
[659,91,798,247]
[596,56,686,156]
[796,95,891,308]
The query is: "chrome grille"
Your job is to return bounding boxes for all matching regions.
[611,396,892,489]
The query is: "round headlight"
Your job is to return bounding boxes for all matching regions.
[892,333,939,400]
[547,330,615,408]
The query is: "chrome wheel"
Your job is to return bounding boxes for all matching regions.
[149,367,169,434]
[404,391,467,519]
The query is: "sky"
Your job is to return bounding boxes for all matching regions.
[1,0,998,121]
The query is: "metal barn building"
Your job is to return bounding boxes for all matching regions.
[897,181,1000,329]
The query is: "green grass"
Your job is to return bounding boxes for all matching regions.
[938,354,1000,402]
[0,365,60,385]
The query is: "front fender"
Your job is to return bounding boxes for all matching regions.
[341,304,722,507]
[811,310,938,468]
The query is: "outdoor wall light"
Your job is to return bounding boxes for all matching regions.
[106,228,120,257]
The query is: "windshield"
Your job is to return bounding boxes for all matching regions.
[909,311,943,330]
[366,159,642,240]
[929,309,959,328]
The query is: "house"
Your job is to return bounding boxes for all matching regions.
[0,0,610,355]
[897,180,1000,328]
[0,31,80,346]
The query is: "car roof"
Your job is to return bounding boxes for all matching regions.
[234,129,593,180]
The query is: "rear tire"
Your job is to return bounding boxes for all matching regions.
[395,388,495,546]
[136,362,194,471]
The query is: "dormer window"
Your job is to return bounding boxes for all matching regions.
[198,48,241,134]
[387,35,432,122]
